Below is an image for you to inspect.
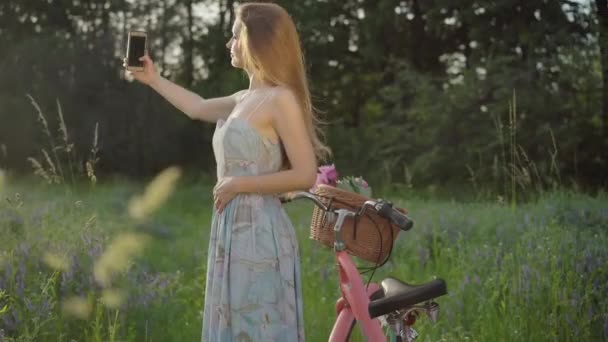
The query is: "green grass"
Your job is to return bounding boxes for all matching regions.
[1,178,607,341]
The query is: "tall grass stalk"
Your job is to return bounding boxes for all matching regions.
[549,128,561,186]
[509,90,517,209]
[25,95,99,187]
[27,94,65,182]
[490,89,567,203]
[492,106,508,199]
[56,99,76,185]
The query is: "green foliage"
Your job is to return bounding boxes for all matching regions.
[0,180,607,341]
[0,0,606,190]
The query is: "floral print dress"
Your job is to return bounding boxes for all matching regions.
[201,112,305,341]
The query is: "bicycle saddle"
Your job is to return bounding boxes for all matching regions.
[368,277,447,318]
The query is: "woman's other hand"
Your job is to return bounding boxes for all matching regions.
[123,55,160,86]
[213,177,241,213]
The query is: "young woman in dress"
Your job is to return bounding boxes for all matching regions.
[127,2,330,340]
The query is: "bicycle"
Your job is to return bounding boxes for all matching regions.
[282,191,448,342]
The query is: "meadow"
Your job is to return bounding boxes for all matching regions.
[0,174,607,341]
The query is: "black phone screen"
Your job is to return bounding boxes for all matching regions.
[128,35,146,67]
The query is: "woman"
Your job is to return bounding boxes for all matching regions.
[127,2,330,341]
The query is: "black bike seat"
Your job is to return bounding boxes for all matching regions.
[368,277,447,318]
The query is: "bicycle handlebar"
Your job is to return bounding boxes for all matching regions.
[361,199,414,231]
[280,191,414,231]
[280,191,331,211]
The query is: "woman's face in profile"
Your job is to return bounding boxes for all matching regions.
[226,20,244,69]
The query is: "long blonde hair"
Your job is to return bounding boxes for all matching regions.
[236,2,331,165]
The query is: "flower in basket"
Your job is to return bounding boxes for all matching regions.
[337,176,372,198]
[315,164,338,187]
[311,164,372,198]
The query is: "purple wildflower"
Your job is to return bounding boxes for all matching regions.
[320,267,330,281]
[460,275,470,291]
[24,297,35,312]
[417,247,429,268]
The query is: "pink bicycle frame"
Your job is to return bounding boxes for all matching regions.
[284,193,401,341]
[329,250,385,341]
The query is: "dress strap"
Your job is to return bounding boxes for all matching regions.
[243,87,276,123]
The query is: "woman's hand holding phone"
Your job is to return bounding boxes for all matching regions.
[123,55,160,86]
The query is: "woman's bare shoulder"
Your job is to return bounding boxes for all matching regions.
[267,87,307,135]
[271,86,300,111]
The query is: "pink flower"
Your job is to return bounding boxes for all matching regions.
[310,164,338,191]
[318,164,338,186]
[311,172,327,192]
[315,172,329,186]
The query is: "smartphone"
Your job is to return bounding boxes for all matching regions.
[126,30,147,71]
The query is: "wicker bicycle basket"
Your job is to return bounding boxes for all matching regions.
[309,184,406,264]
